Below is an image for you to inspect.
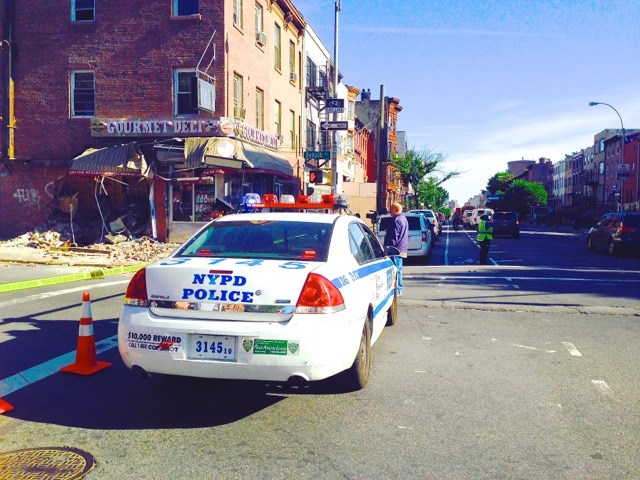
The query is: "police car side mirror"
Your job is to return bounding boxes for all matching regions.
[384,246,400,257]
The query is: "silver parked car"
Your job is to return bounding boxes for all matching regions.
[377,213,432,257]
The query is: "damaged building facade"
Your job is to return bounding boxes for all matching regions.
[0,0,306,242]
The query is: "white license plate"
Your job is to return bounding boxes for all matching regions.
[188,334,237,361]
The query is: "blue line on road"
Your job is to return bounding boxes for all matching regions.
[0,335,118,397]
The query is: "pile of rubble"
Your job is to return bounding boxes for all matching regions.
[0,230,180,266]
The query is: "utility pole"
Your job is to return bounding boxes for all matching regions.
[376,85,387,213]
[330,0,340,195]
[1,0,16,160]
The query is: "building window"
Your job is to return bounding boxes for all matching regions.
[289,110,296,150]
[71,0,95,22]
[174,69,198,116]
[255,88,264,130]
[233,74,244,119]
[306,57,317,87]
[319,69,328,89]
[255,3,263,34]
[348,101,354,119]
[173,0,198,16]
[233,0,243,28]
[306,120,316,150]
[274,23,282,71]
[274,100,282,135]
[289,40,296,78]
[71,71,95,117]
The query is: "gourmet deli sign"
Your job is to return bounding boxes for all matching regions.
[91,118,223,137]
[90,117,280,149]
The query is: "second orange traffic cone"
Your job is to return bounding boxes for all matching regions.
[60,291,111,375]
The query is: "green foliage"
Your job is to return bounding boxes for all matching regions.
[501,179,548,218]
[393,147,460,210]
[485,171,547,217]
[487,171,515,194]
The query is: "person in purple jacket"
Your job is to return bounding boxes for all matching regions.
[383,202,409,296]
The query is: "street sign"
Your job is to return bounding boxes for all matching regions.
[487,194,503,201]
[304,150,331,160]
[320,121,348,131]
[325,98,345,113]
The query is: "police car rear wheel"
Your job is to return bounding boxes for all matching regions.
[341,317,371,390]
[386,285,398,326]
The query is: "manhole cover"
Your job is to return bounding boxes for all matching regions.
[0,447,95,479]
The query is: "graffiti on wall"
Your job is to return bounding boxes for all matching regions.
[13,188,42,208]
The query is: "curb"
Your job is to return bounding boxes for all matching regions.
[0,264,146,293]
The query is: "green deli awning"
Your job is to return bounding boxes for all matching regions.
[69,143,150,177]
[183,137,294,177]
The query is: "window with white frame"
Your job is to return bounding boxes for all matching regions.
[71,71,95,116]
[255,88,264,130]
[233,74,244,119]
[173,0,199,16]
[72,0,95,22]
[274,100,282,135]
[289,40,296,76]
[174,69,198,116]
[289,110,295,150]
[233,0,243,28]
[274,23,282,71]
[255,3,263,34]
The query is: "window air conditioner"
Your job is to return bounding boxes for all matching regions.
[256,31,267,47]
[289,72,298,83]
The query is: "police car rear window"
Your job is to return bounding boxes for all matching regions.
[175,220,333,261]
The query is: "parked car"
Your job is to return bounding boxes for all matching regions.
[377,212,432,257]
[491,211,520,238]
[119,211,399,391]
[470,208,494,228]
[408,209,439,237]
[586,212,640,255]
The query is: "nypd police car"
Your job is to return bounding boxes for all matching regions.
[118,207,399,390]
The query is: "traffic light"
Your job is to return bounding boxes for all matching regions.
[309,169,323,184]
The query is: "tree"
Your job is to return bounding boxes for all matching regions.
[502,179,548,218]
[486,171,515,195]
[393,147,460,210]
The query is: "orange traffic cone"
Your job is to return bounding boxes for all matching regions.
[0,398,13,414]
[60,291,111,375]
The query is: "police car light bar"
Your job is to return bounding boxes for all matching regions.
[243,194,336,211]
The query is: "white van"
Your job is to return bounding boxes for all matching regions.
[470,208,494,228]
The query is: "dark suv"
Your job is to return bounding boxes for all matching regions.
[492,211,520,238]
[586,212,640,255]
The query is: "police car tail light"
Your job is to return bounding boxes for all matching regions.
[124,268,148,307]
[295,273,345,314]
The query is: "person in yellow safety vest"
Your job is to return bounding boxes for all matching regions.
[476,213,494,265]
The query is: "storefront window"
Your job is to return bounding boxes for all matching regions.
[172,183,217,222]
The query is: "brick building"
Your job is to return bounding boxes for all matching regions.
[355,88,403,213]
[0,0,305,242]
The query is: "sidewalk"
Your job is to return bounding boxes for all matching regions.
[0,246,146,293]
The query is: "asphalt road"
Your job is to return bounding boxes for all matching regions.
[1,223,638,479]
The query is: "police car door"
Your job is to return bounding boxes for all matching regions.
[347,222,395,345]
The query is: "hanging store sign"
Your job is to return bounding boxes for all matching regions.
[90,118,223,137]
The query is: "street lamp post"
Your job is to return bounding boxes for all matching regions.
[589,101,626,211]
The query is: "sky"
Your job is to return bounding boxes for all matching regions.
[294,0,640,204]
